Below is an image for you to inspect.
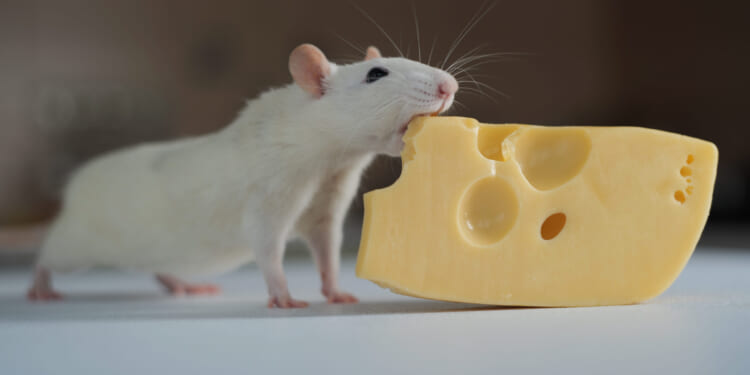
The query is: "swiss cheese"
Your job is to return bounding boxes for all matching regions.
[356,116,718,306]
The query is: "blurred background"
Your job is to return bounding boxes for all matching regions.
[1,0,749,263]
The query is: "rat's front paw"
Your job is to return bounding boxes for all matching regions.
[267,295,309,309]
[324,290,359,304]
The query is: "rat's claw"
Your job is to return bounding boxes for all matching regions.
[155,274,221,297]
[324,290,359,304]
[27,288,63,301]
[183,284,221,295]
[267,296,309,308]
[166,283,220,296]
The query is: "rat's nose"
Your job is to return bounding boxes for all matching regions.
[437,77,459,99]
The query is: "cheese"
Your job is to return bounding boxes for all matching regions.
[356,117,718,307]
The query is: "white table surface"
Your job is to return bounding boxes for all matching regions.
[0,247,748,375]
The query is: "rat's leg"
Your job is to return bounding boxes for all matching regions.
[299,218,357,304]
[244,185,312,309]
[256,238,309,308]
[155,274,221,296]
[256,235,308,309]
[296,156,373,304]
[27,266,62,301]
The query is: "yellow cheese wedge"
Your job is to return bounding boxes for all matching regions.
[356,116,718,306]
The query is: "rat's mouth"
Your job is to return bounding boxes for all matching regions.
[398,101,449,135]
[398,114,429,135]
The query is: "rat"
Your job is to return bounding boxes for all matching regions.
[26,43,458,308]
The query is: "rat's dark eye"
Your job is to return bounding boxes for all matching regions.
[365,67,389,83]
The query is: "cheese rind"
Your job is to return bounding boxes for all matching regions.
[356,117,718,307]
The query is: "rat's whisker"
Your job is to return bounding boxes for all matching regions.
[448,54,501,73]
[472,80,511,100]
[447,51,527,74]
[427,36,438,67]
[445,45,487,73]
[452,99,468,110]
[450,60,502,77]
[441,7,484,69]
[411,1,422,63]
[458,72,509,84]
[454,67,509,102]
[454,69,482,89]
[441,1,496,70]
[336,54,367,64]
[458,87,500,104]
[452,66,482,87]
[374,94,401,111]
[455,74,487,96]
[374,98,401,115]
[333,32,366,56]
[461,87,494,95]
[455,53,518,66]
[352,3,404,57]
[449,53,518,102]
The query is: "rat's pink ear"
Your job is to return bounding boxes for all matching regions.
[289,44,331,98]
[365,46,382,61]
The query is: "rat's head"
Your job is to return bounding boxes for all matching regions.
[289,44,458,156]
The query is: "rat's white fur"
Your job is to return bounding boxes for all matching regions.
[32,44,457,306]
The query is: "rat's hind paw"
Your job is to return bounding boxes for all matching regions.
[155,274,221,296]
[27,267,62,301]
[27,288,63,301]
[267,296,309,308]
[180,284,221,296]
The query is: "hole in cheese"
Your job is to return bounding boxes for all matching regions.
[458,177,518,246]
[687,154,695,164]
[541,213,566,240]
[674,190,687,204]
[680,166,692,177]
[477,125,520,161]
[514,128,592,190]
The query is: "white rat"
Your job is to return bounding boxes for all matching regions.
[27,44,458,308]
